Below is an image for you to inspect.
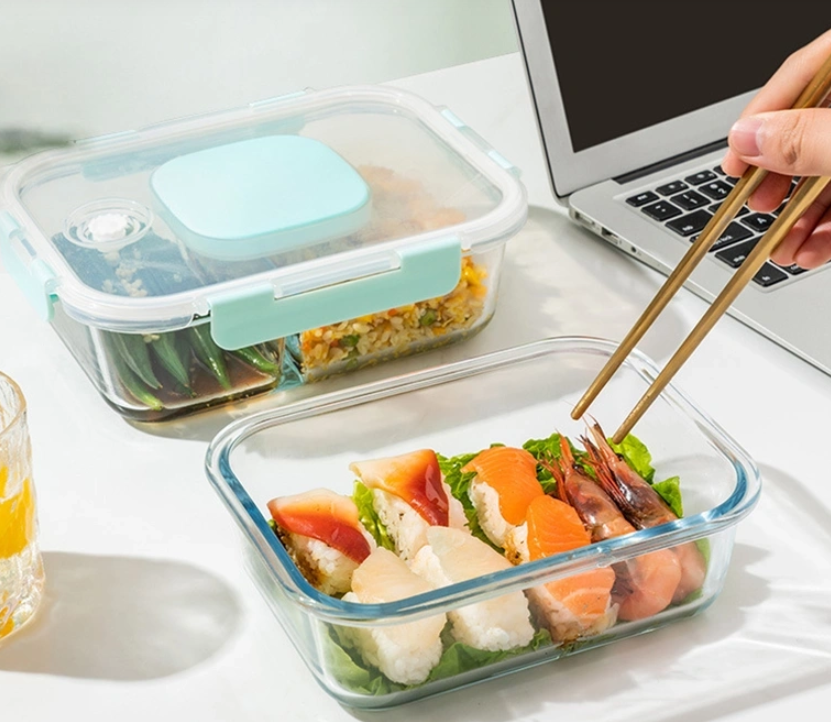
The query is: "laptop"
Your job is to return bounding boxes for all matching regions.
[511,0,831,375]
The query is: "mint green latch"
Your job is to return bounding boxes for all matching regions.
[0,211,56,321]
[207,235,462,350]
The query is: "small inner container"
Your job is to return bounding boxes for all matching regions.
[0,86,526,421]
[205,337,761,709]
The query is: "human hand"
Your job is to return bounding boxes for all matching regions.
[721,28,831,269]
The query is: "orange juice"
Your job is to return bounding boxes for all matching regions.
[0,374,44,643]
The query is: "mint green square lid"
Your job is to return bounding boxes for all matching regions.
[150,135,371,261]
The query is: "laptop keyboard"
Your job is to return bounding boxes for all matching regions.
[625,166,804,288]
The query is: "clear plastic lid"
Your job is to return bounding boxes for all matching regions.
[0,86,527,348]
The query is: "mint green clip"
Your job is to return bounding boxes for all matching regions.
[208,235,462,350]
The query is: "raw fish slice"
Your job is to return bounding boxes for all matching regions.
[267,488,374,595]
[411,526,535,651]
[462,446,544,549]
[268,488,372,563]
[350,449,467,560]
[350,449,449,526]
[341,548,446,686]
[524,495,617,642]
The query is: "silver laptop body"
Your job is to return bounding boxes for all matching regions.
[512,0,831,375]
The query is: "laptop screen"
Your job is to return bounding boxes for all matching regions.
[540,1,824,153]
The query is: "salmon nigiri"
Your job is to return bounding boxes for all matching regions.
[520,495,617,642]
[350,449,467,560]
[268,488,375,595]
[461,446,545,554]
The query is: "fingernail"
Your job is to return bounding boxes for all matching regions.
[729,117,764,157]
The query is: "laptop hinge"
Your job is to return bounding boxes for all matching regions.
[613,139,728,184]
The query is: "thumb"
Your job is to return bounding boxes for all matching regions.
[728,108,831,177]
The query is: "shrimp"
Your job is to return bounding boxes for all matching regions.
[544,436,682,621]
[583,421,707,603]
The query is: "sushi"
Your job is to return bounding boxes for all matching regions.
[349,449,468,560]
[410,526,535,651]
[515,495,617,643]
[340,547,447,686]
[267,488,375,596]
[461,446,545,557]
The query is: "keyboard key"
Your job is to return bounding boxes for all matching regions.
[713,165,726,175]
[684,170,717,185]
[715,238,758,268]
[742,213,775,233]
[642,200,682,221]
[753,262,789,287]
[666,209,711,236]
[656,180,689,196]
[711,222,754,250]
[724,175,739,185]
[670,190,709,210]
[626,190,659,207]
[709,202,748,216]
[699,180,734,200]
[780,263,809,275]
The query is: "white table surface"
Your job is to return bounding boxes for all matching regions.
[2,52,831,722]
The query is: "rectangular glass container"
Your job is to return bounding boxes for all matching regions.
[205,337,761,709]
[0,86,525,421]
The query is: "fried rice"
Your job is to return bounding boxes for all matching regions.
[298,165,491,379]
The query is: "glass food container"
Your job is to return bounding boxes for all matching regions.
[0,86,526,421]
[205,337,761,710]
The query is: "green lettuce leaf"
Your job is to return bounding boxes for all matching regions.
[352,481,395,551]
[426,628,552,683]
[522,432,594,492]
[522,432,562,493]
[609,434,655,483]
[652,475,683,517]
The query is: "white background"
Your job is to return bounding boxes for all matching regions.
[0,0,517,142]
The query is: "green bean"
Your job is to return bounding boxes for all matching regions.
[230,345,282,376]
[419,309,437,327]
[110,347,164,411]
[111,332,162,389]
[149,332,191,388]
[187,325,231,390]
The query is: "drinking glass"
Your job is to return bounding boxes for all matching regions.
[0,371,44,642]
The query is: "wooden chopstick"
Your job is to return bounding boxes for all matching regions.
[569,164,767,419]
[571,50,831,439]
[612,173,831,443]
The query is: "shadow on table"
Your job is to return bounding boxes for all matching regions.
[122,204,692,445]
[0,551,243,681]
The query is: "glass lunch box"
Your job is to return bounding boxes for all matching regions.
[205,337,761,710]
[0,85,526,421]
